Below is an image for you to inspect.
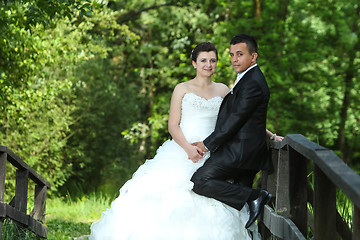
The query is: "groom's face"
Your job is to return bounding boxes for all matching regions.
[229,43,257,73]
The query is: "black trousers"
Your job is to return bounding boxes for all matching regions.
[191,160,258,211]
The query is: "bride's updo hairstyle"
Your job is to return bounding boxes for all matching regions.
[191,42,218,62]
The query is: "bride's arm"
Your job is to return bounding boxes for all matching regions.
[266,129,284,141]
[168,84,204,162]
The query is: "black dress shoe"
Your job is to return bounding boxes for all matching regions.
[245,190,272,229]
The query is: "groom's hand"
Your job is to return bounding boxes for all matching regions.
[192,141,208,153]
[187,145,204,163]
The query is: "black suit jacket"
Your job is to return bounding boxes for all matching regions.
[204,66,270,170]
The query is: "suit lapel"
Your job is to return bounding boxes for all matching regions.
[232,66,258,94]
[218,66,259,114]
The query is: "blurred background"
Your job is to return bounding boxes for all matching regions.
[0,0,359,238]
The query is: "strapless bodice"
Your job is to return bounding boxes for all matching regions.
[179,92,222,143]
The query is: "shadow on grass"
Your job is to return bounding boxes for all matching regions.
[46,218,91,240]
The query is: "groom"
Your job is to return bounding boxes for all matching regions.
[191,34,272,228]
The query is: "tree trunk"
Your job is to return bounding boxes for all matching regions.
[254,0,261,19]
[336,5,360,164]
[336,64,353,163]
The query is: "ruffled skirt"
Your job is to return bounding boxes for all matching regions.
[90,140,260,240]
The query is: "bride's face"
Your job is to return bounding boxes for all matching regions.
[193,51,217,77]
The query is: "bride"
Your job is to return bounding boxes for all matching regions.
[89,42,262,240]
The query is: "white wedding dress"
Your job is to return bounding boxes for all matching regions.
[89,92,260,240]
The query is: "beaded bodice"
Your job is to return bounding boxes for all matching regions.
[179,92,222,143]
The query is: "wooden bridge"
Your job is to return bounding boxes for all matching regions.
[260,134,360,240]
[0,145,50,239]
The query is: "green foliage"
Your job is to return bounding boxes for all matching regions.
[0,0,95,195]
[0,0,359,199]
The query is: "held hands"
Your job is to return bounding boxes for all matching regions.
[186,142,208,163]
[192,141,208,153]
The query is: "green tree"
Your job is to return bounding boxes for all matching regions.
[1,0,358,199]
[0,0,93,194]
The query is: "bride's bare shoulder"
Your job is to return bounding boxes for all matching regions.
[172,82,191,99]
[174,81,193,93]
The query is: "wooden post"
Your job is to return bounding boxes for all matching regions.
[275,146,290,217]
[354,205,360,240]
[314,165,336,240]
[15,169,29,214]
[32,185,47,221]
[269,146,290,240]
[15,169,29,238]
[0,152,6,202]
[266,147,279,197]
[260,147,279,240]
[289,146,308,236]
[0,152,7,240]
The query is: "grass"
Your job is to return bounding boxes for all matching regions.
[1,192,114,240]
[45,192,114,240]
[1,218,38,240]
[336,189,353,230]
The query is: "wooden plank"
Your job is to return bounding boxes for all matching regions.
[354,205,360,240]
[0,146,8,152]
[32,185,47,221]
[0,202,5,238]
[0,152,6,202]
[0,145,51,188]
[307,183,351,239]
[0,202,48,238]
[267,148,279,197]
[275,146,290,217]
[4,203,29,226]
[28,216,48,238]
[314,150,360,209]
[15,169,29,213]
[0,202,6,217]
[263,205,306,240]
[271,135,360,209]
[283,218,308,240]
[283,134,333,162]
[263,147,280,240]
[314,165,336,240]
[289,146,308,236]
[260,168,272,240]
[263,204,284,237]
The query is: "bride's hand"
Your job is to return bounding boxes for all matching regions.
[274,135,284,141]
[191,141,208,152]
[185,145,204,163]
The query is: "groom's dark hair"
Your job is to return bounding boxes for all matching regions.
[230,34,258,54]
[191,42,218,62]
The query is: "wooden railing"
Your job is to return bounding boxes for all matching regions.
[259,134,360,240]
[0,145,51,238]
